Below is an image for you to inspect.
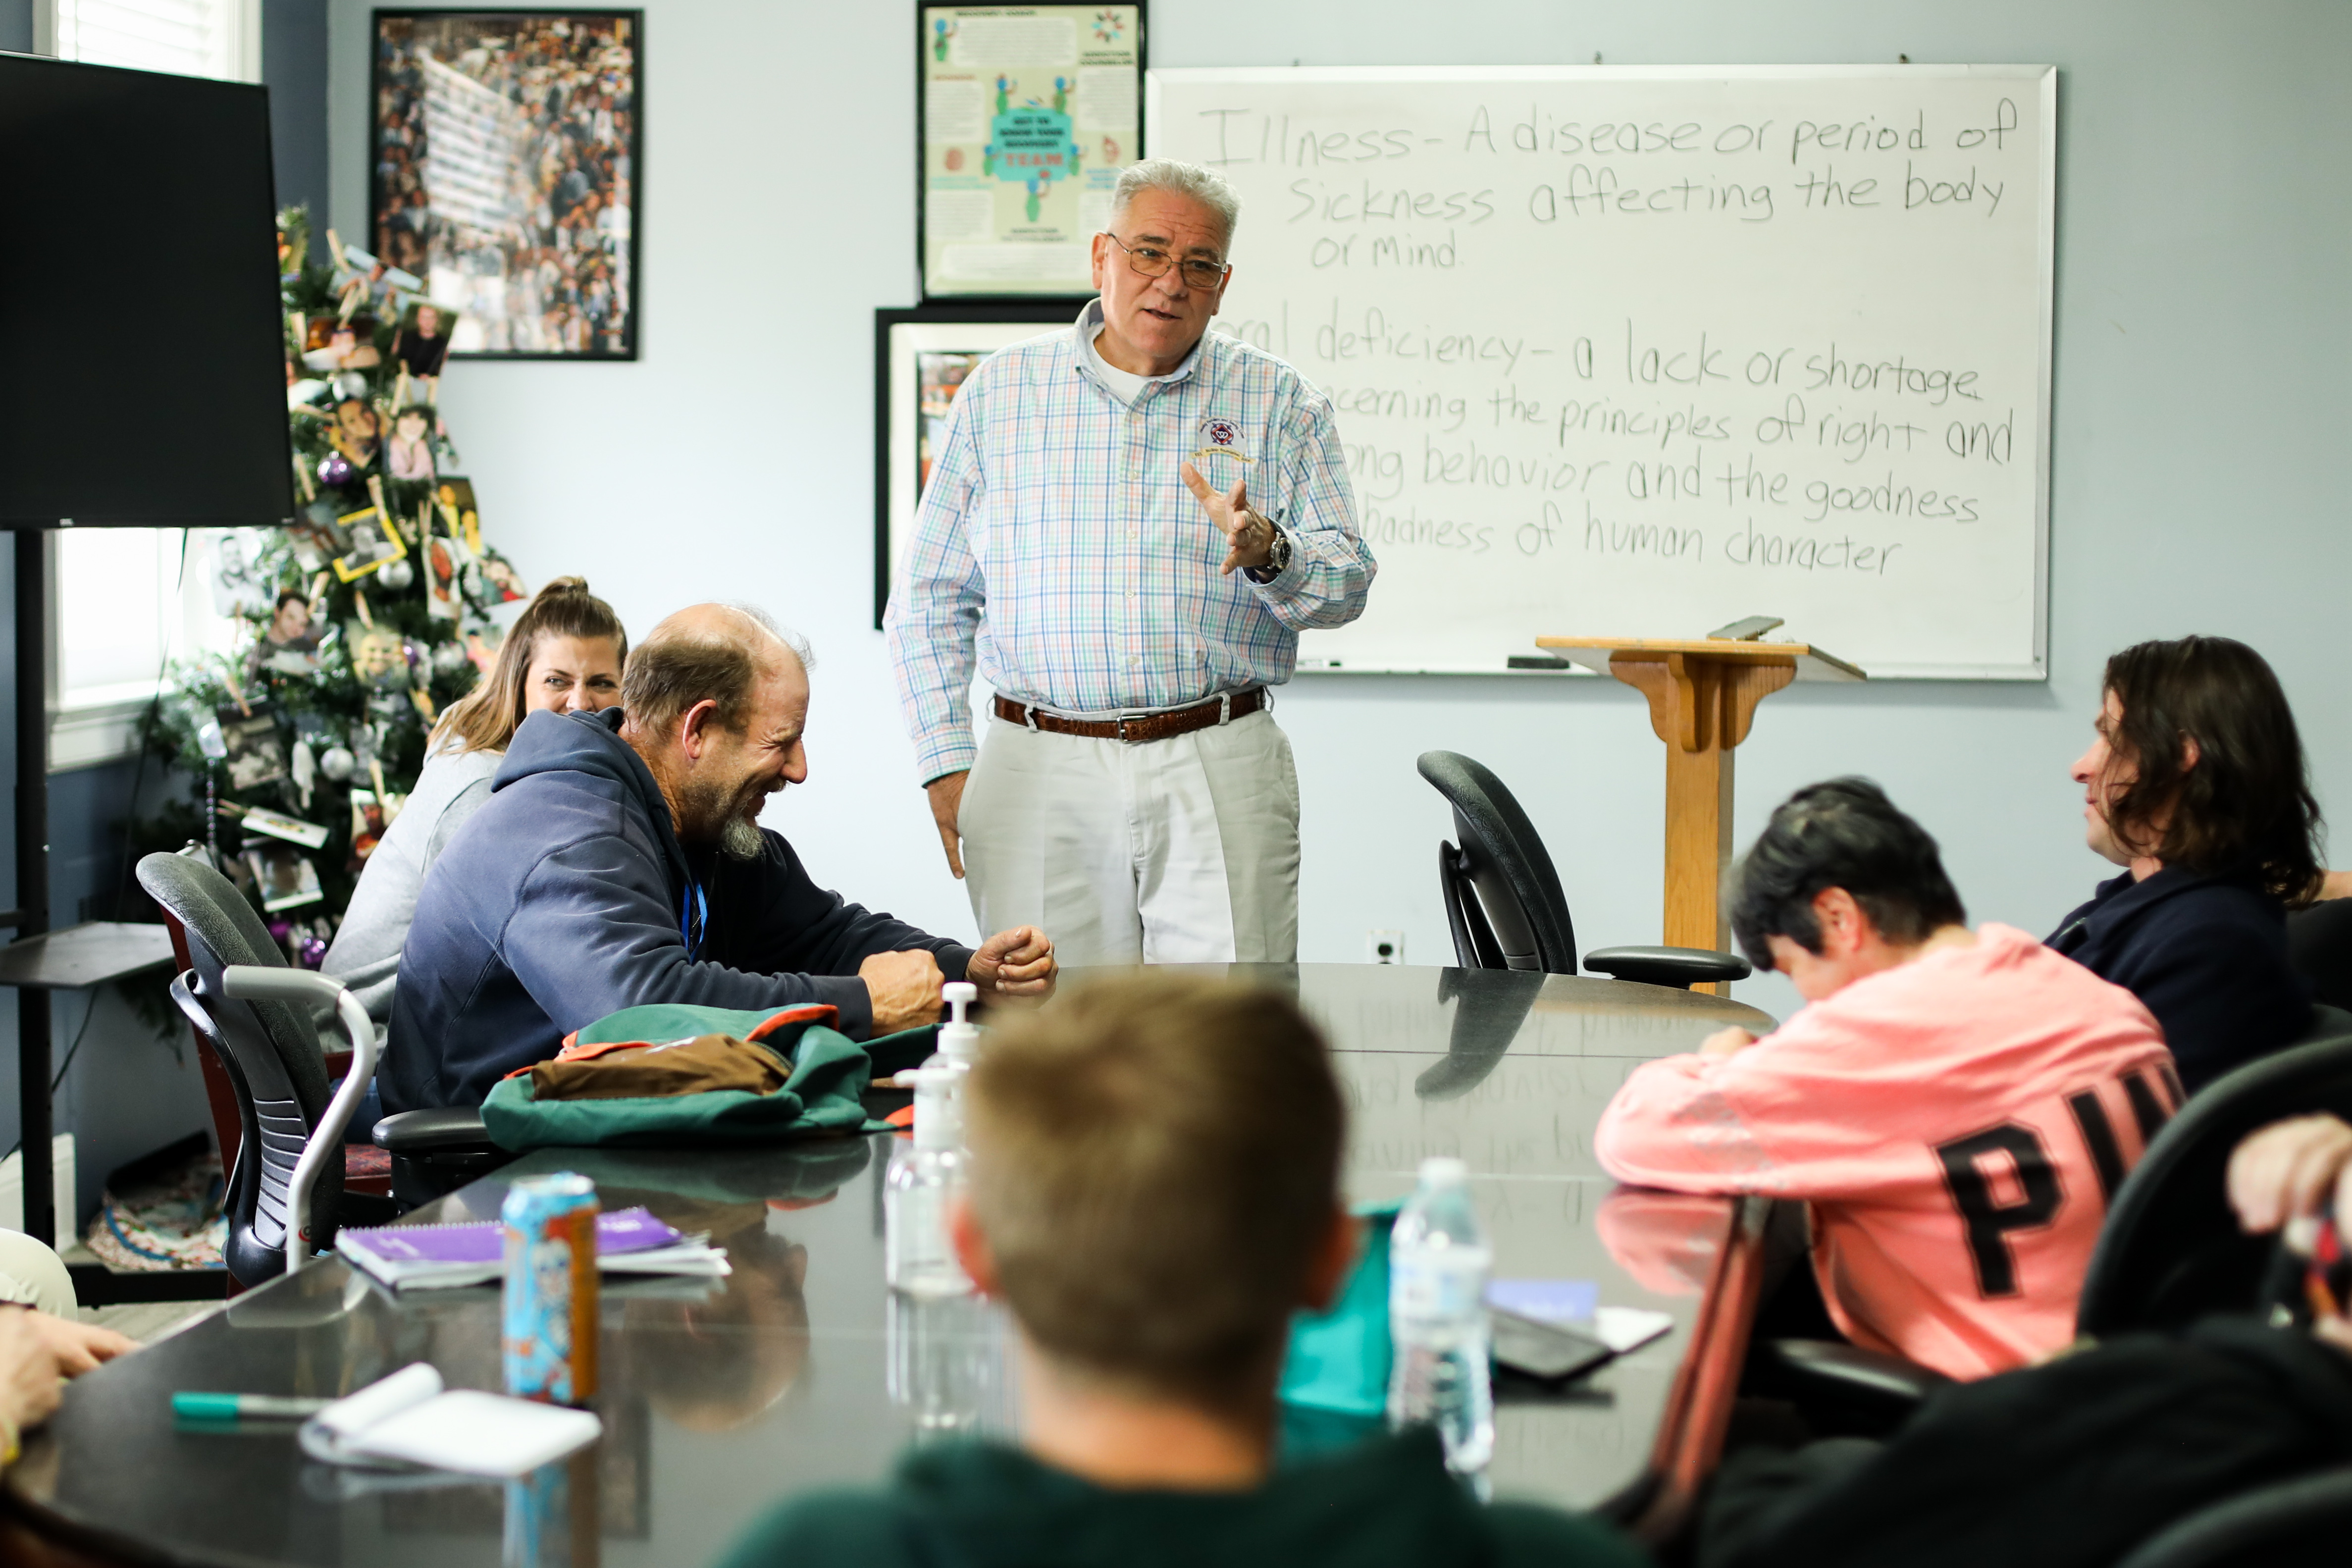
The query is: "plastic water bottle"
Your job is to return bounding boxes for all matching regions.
[885,1065,972,1299]
[1387,1156,1495,1478]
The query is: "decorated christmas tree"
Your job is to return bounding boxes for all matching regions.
[142,207,532,965]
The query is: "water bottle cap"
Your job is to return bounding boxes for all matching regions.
[1418,1156,1469,1185]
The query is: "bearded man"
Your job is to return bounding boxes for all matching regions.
[383,603,1054,1113]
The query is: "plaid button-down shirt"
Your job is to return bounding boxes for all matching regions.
[885,301,1377,783]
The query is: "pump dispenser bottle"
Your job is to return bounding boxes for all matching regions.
[885,1065,972,1299]
[937,981,981,1068]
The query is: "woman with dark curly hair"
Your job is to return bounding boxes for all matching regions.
[2048,635,2325,1092]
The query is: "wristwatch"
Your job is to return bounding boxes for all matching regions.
[1243,515,1292,583]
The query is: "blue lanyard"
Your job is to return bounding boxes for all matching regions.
[680,882,708,961]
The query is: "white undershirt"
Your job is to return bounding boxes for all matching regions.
[1086,319,1154,405]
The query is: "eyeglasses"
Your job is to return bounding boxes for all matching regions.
[1101,232,1230,291]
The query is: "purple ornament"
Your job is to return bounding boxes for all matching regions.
[298,936,329,970]
[317,452,355,488]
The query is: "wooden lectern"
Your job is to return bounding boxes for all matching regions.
[1536,637,1865,968]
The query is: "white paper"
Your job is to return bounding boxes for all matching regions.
[926,189,997,246]
[925,78,985,143]
[1591,1306,1676,1355]
[949,14,1075,67]
[1075,65,1136,130]
[305,1364,602,1477]
[344,1390,601,1478]
[314,1362,443,1443]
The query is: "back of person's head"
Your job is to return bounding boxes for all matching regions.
[620,603,810,741]
[431,576,627,753]
[2099,636,2325,905]
[964,974,1345,1408]
[1729,778,1967,971]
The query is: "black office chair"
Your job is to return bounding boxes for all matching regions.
[137,851,509,1272]
[1752,1022,2352,1434]
[137,851,399,1285]
[2115,1467,2352,1568]
[1415,751,1750,989]
[2077,1023,2352,1335]
[2289,898,2352,1014]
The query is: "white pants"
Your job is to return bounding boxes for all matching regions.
[0,1229,75,1317]
[958,707,1301,966]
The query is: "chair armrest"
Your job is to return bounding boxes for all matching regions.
[374,1107,493,1153]
[1747,1337,1950,1426]
[1584,945,1753,987]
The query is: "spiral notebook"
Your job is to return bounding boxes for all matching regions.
[336,1206,729,1290]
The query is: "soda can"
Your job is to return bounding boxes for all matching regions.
[502,1173,599,1405]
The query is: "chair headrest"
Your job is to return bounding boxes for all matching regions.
[137,851,287,972]
[1415,750,1576,967]
[135,850,330,1106]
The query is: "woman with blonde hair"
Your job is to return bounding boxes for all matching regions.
[324,577,627,1021]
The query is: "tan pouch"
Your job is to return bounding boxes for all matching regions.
[528,1032,792,1101]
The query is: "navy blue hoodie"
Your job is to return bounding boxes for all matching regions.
[382,709,972,1113]
[2046,865,2310,1093]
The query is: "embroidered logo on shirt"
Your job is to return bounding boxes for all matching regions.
[1192,417,1252,466]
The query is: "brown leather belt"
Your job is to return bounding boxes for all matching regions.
[993,688,1266,744]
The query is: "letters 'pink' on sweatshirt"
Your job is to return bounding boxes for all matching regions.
[1595,923,2180,1380]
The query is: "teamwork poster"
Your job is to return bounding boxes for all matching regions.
[920,5,1144,298]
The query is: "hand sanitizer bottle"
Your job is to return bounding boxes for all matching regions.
[885,1065,972,1299]
[938,981,981,1068]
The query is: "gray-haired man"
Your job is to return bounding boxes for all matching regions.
[885,159,1377,966]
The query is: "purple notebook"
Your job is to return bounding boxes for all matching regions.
[346,1206,680,1265]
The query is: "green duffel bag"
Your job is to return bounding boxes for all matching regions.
[479,1001,937,1152]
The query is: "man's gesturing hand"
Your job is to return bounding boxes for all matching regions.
[859,948,945,1034]
[925,771,968,879]
[1180,462,1275,576]
[968,926,1056,996]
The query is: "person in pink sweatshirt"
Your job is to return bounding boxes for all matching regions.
[1595,778,2178,1379]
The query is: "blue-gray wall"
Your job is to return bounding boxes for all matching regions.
[0,0,31,54]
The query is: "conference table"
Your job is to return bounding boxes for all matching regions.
[4,963,1776,1565]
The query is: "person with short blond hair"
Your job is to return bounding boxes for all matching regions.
[384,602,1055,1113]
[717,974,1645,1568]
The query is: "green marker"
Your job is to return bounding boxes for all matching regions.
[172,1392,330,1421]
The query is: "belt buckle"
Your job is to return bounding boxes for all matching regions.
[1115,711,1142,744]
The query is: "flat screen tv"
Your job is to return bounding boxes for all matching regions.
[0,52,293,527]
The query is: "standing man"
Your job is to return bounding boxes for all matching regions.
[886,159,1375,965]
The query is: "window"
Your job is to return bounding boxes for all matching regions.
[48,530,233,772]
[37,0,260,83]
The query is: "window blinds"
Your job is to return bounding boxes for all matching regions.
[49,0,255,83]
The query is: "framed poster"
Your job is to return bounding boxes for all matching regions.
[874,304,1076,626]
[918,4,1145,300]
[370,10,643,359]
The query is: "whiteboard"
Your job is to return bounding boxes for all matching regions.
[1146,66,2056,679]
